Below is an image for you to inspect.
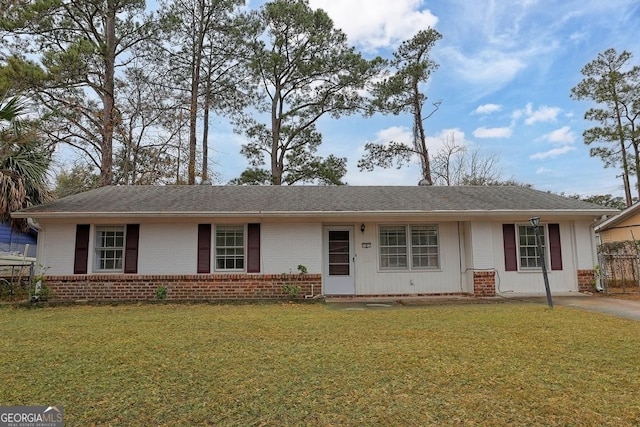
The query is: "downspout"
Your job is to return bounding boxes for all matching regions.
[27,217,44,268]
[457,221,465,293]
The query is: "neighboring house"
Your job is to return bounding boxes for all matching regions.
[594,201,640,244]
[12,185,617,301]
[0,222,37,257]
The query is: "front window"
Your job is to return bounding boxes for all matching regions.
[380,225,408,269]
[215,225,245,270]
[411,225,439,268]
[518,224,546,268]
[95,226,125,271]
[379,225,439,270]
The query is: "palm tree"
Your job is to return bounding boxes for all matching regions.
[0,95,52,229]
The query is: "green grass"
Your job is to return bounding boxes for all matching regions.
[1,302,640,426]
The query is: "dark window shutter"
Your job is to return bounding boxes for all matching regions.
[74,224,90,274]
[503,224,517,272]
[197,224,211,273]
[548,223,562,271]
[124,224,140,274]
[247,223,261,273]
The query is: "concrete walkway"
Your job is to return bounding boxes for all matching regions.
[326,294,640,321]
[521,295,640,321]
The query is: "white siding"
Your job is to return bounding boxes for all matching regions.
[492,221,579,294]
[354,222,463,295]
[469,222,495,269]
[35,216,597,297]
[37,223,77,275]
[261,223,322,274]
[137,223,198,274]
[574,220,597,269]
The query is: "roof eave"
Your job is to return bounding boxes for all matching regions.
[11,209,617,220]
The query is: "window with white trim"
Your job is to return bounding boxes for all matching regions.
[215,225,245,270]
[411,225,439,268]
[379,224,439,270]
[95,226,125,272]
[518,224,546,268]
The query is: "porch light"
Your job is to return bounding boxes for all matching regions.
[360,223,366,233]
[529,217,553,309]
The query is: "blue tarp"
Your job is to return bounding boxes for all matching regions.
[0,222,37,257]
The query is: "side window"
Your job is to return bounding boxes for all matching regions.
[95,226,125,272]
[410,225,439,269]
[518,224,546,269]
[379,225,407,270]
[379,224,439,270]
[215,225,245,270]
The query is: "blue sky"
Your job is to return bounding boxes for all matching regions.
[207,0,640,196]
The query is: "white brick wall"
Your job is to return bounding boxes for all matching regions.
[137,223,198,274]
[261,223,322,274]
[37,223,77,275]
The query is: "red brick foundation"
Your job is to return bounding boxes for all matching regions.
[44,273,322,301]
[473,271,496,297]
[577,269,595,293]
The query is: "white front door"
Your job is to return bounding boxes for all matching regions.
[323,226,355,295]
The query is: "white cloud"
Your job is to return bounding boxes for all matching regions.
[426,128,468,153]
[525,106,561,125]
[535,166,553,175]
[569,31,588,42]
[529,145,576,160]
[474,103,502,114]
[512,103,562,125]
[473,126,513,138]
[371,126,412,146]
[359,126,467,154]
[439,47,526,90]
[308,0,438,50]
[540,126,576,144]
[347,127,467,185]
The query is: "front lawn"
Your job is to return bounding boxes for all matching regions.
[1,302,639,426]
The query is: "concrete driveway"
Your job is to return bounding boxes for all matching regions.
[326,294,640,321]
[521,295,640,321]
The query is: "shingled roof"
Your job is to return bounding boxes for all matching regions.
[12,185,618,219]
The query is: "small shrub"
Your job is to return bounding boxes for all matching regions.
[282,283,301,299]
[281,264,307,299]
[156,286,168,300]
[31,265,51,302]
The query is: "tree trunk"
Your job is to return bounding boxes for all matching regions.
[187,4,206,185]
[412,78,432,185]
[201,52,212,183]
[188,46,201,185]
[270,85,282,185]
[611,84,633,206]
[202,96,209,183]
[100,1,117,187]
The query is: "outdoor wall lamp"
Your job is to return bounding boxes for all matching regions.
[529,217,553,308]
[360,223,366,233]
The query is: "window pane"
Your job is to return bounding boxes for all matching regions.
[95,226,125,271]
[216,226,245,270]
[379,226,408,269]
[411,225,439,269]
[518,225,546,269]
[329,264,350,275]
[328,230,350,276]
